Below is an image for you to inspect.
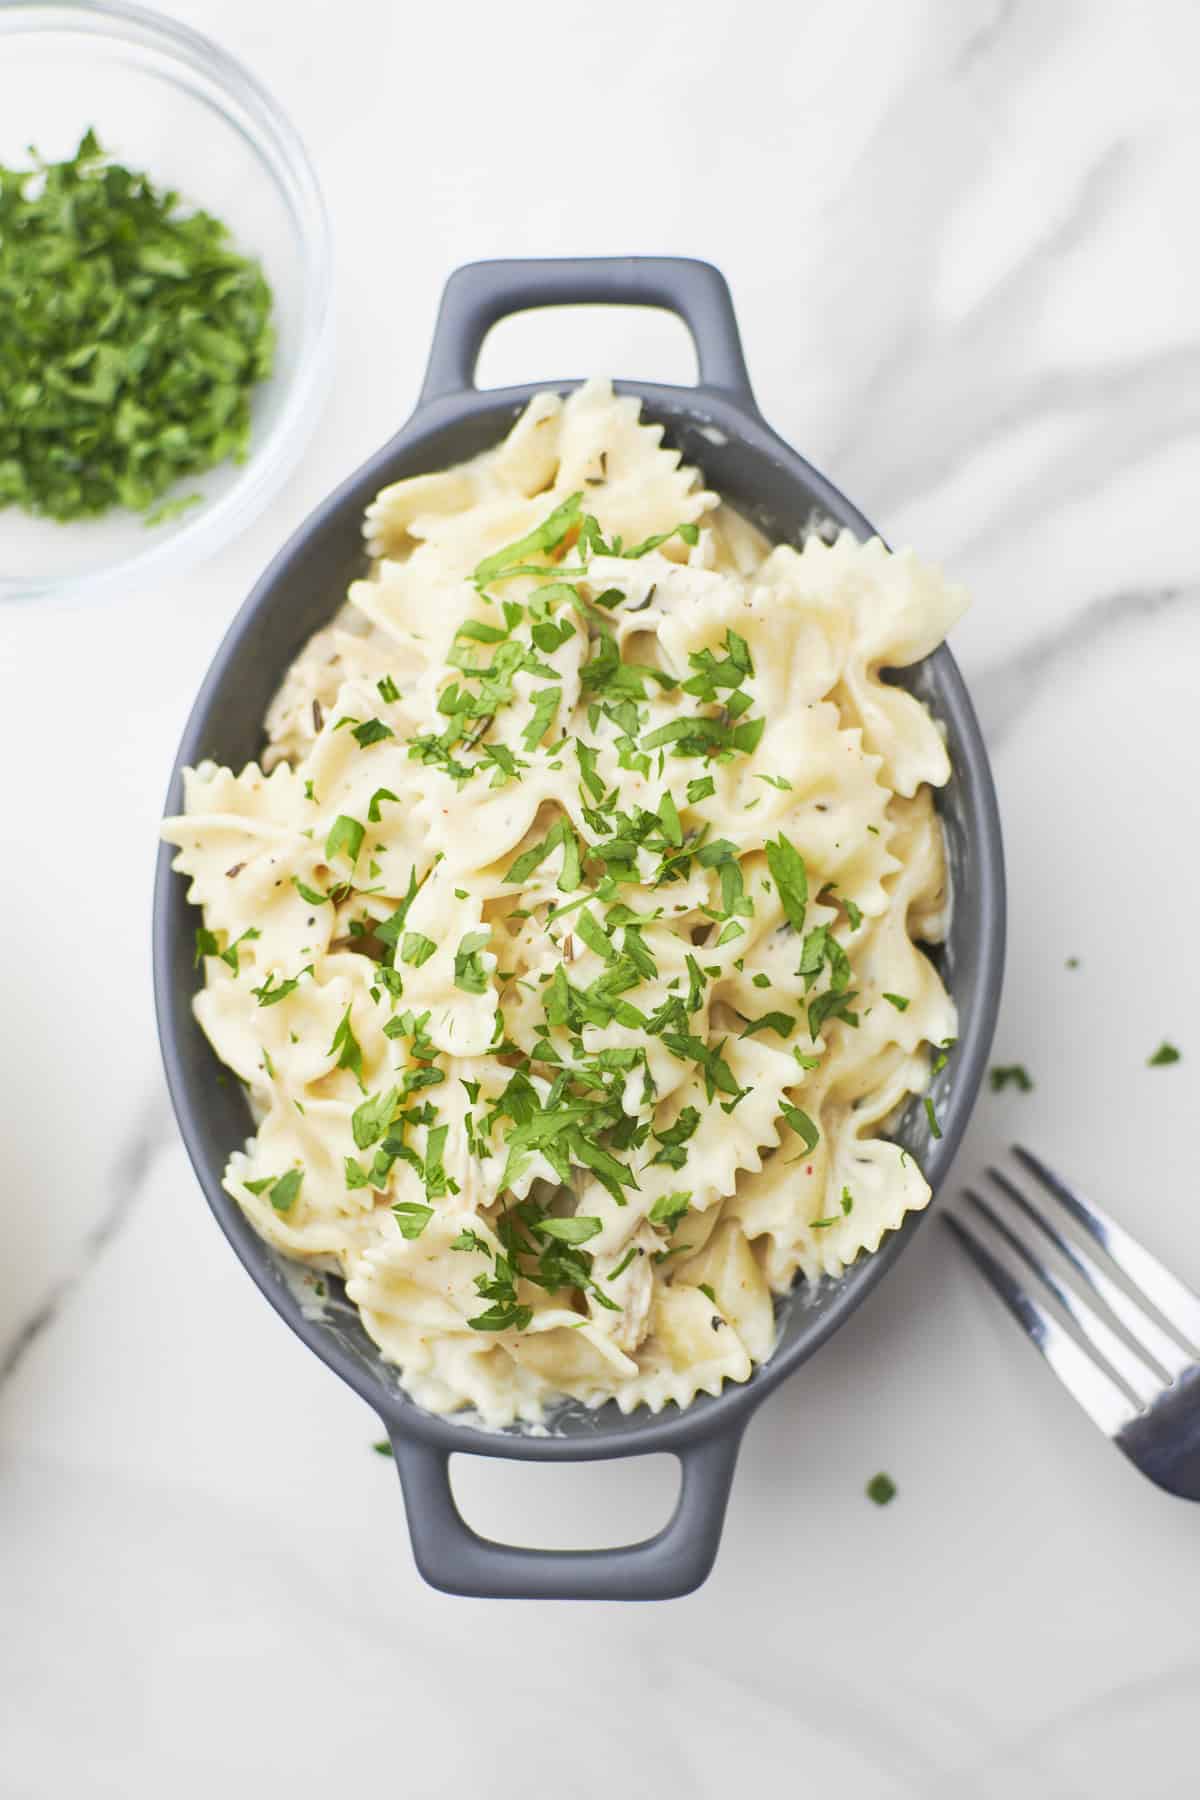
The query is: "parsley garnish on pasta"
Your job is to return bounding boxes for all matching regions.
[164,378,966,1427]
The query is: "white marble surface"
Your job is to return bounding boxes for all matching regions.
[4,0,1200,1792]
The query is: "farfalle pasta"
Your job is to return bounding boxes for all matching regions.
[163,378,964,1427]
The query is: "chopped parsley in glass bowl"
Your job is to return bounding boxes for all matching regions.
[0,1,333,606]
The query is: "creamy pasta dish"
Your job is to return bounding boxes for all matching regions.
[163,378,965,1427]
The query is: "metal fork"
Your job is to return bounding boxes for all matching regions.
[945,1145,1200,1499]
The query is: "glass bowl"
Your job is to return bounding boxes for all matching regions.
[0,0,333,606]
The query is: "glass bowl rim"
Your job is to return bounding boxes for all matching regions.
[0,0,335,607]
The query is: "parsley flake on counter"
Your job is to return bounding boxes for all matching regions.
[866,1472,897,1506]
[0,130,273,523]
[990,1064,1033,1093]
[1148,1042,1181,1066]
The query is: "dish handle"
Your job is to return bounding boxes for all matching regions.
[388,1421,746,1601]
[418,256,759,413]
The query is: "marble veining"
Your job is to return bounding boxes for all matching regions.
[3,0,1200,1794]
[0,1093,173,1388]
[971,578,1200,745]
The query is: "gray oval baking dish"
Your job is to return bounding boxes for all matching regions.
[153,257,1005,1602]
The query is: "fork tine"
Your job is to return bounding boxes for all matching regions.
[965,1188,1165,1407]
[987,1166,1193,1381]
[943,1212,1138,1436]
[1013,1145,1200,1353]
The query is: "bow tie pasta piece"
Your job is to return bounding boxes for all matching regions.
[755,534,967,797]
[611,1284,756,1415]
[381,872,498,1059]
[364,390,566,559]
[672,1219,777,1365]
[165,375,964,1428]
[542,377,718,550]
[262,621,424,770]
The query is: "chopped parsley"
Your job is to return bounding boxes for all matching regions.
[780,1103,819,1153]
[250,966,311,1008]
[351,717,395,748]
[453,929,492,995]
[648,1191,692,1229]
[352,1086,400,1150]
[536,1215,603,1245]
[651,1107,701,1169]
[990,1064,1033,1093]
[474,491,582,586]
[866,1472,897,1506]
[1148,1042,1181,1067]
[606,1245,641,1282]
[325,814,365,866]
[766,834,808,933]
[400,931,437,968]
[0,130,273,523]
[292,877,328,906]
[328,1003,365,1089]
[521,685,562,750]
[245,1167,303,1214]
[392,1201,434,1240]
[810,1185,854,1230]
